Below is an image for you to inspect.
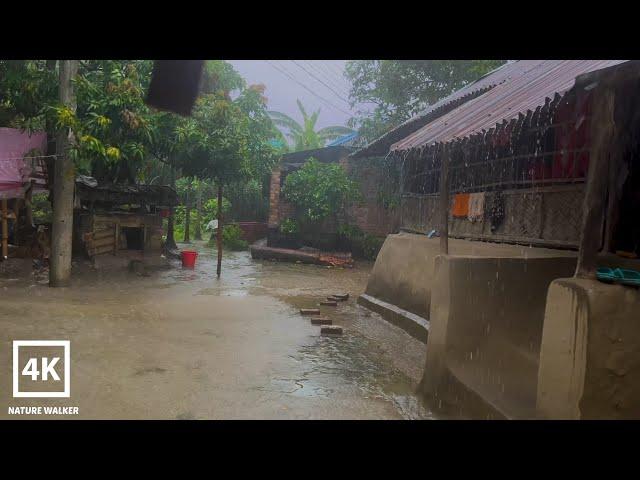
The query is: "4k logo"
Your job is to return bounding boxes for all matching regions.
[13,341,70,398]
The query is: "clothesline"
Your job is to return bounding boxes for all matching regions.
[0,154,58,162]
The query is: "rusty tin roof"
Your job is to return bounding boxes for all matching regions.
[390,60,627,153]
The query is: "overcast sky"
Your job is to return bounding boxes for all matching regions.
[228,60,366,129]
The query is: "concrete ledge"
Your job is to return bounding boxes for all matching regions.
[357,293,429,343]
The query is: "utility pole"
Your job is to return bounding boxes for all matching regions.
[50,60,78,287]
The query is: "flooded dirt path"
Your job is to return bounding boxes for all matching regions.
[0,241,431,419]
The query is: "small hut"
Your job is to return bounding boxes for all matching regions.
[73,176,178,266]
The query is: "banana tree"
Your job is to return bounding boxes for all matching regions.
[268,99,354,151]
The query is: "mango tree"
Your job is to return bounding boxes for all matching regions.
[176,61,278,276]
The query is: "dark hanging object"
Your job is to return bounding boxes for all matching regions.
[486,190,505,233]
[145,60,205,116]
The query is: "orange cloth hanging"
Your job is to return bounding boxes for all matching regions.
[451,193,470,217]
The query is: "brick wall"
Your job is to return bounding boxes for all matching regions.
[342,157,400,237]
[267,155,399,238]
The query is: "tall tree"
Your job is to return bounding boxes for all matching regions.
[345,60,507,142]
[50,60,78,287]
[177,61,279,276]
[268,99,354,151]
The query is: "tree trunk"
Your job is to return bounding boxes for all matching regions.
[25,183,34,229]
[184,183,191,243]
[217,184,223,277]
[194,181,202,240]
[50,60,78,287]
[165,162,178,251]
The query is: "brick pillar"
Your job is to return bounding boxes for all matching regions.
[268,167,281,228]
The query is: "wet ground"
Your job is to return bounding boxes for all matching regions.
[0,241,431,419]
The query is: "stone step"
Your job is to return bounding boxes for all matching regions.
[332,293,349,300]
[310,317,332,325]
[321,325,343,336]
[300,308,321,315]
[327,296,347,302]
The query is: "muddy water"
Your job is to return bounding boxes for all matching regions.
[0,242,431,419]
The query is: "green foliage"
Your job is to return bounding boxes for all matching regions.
[176,62,279,188]
[207,224,248,251]
[283,158,361,225]
[59,60,156,182]
[279,218,299,234]
[222,224,248,250]
[337,224,384,260]
[345,60,507,142]
[173,194,231,242]
[202,197,231,224]
[268,100,354,151]
[31,192,53,224]
[224,178,269,222]
[0,60,57,130]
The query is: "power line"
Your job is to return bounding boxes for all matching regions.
[322,60,348,81]
[300,60,352,99]
[315,61,352,94]
[291,60,351,106]
[264,60,353,116]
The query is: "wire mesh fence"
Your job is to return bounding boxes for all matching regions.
[398,90,591,249]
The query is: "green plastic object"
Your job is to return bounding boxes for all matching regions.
[596,267,616,283]
[614,268,640,287]
[596,267,640,287]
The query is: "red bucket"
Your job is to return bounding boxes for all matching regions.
[181,250,198,268]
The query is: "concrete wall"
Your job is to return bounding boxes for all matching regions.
[537,278,640,419]
[401,184,585,249]
[365,232,576,320]
[419,254,576,419]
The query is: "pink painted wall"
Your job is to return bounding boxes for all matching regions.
[0,128,47,199]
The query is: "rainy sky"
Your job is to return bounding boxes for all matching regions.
[228,60,371,129]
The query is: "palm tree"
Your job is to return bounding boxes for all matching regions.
[268,99,355,151]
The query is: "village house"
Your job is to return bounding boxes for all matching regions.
[351,60,640,419]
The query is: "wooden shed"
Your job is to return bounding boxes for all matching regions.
[73,178,178,261]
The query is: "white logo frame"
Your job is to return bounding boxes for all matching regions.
[13,340,70,398]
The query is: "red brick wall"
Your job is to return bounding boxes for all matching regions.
[342,157,399,237]
[268,156,399,238]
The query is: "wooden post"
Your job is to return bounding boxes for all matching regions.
[575,86,616,278]
[194,181,202,241]
[216,184,223,277]
[439,145,450,255]
[184,181,191,243]
[1,199,8,260]
[50,60,78,287]
[165,161,178,251]
[25,182,34,229]
[114,222,119,255]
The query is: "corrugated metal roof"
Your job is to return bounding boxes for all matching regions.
[350,61,541,158]
[391,60,627,152]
